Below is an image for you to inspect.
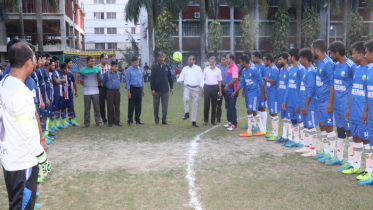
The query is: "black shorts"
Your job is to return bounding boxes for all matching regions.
[3,164,39,210]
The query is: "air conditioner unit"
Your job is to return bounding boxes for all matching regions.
[194,12,200,19]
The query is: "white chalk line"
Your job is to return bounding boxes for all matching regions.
[186,116,247,210]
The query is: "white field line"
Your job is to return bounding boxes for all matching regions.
[186,116,246,210]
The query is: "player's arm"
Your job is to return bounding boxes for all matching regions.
[73,81,78,97]
[233,74,245,98]
[79,73,84,86]
[326,64,335,114]
[177,68,185,84]
[362,98,368,124]
[263,69,278,85]
[97,71,102,85]
[302,72,316,116]
[345,95,352,121]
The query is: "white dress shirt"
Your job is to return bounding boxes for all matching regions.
[177,64,204,87]
[204,66,222,85]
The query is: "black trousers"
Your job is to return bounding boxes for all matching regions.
[204,84,219,123]
[106,89,121,125]
[99,86,107,123]
[3,164,39,210]
[128,86,142,123]
[216,84,226,122]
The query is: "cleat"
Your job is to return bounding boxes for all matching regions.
[341,166,362,174]
[295,147,308,154]
[301,150,316,157]
[51,126,60,131]
[267,136,278,141]
[285,141,298,147]
[358,178,373,185]
[312,151,326,159]
[241,124,248,129]
[36,192,39,197]
[318,154,331,162]
[72,123,80,127]
[57,125,68,129]
[338,162,352,171]
[253,130,266,136]
[275,137,285,143]
[45,136,54,141]
[356,171,372,180]
[294,143,303,149]
[281,139,291,146]
[69,121,73,125]
[252,126,260,133]
[45,140,52,145]
[224,122,232,128]
[325,157,344,165]
[265,132,274,138]
[239,130,252,137]
[35,203,42,209]
[48,128,55,133]
[227,125,238,130]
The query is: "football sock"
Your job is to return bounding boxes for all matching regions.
[309,128,317,152]
[50,112,55,127]
[271,116,278,137]
[353,142,363,170]
[365,145,372,174]
[71,111,77,124]
[282,119,288,139]
[293,123,300,143]
[247,114,253,133]
[321,131,328,154]
[260,111,267,130]
[56,111,61,126]
[255,114,264,131]
[304,130,310,150]
[299,122,305,145]
[337,138,345,161]
[287,123,293,141]
[348,137,354,164]
[327,131,337,157]
[61,111,67,124]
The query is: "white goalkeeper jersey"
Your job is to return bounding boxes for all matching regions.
[0,75,44,171]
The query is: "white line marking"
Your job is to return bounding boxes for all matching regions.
[186,117,246,210]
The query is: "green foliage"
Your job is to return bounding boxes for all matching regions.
[271,8,290,57]
[155,11,174,64]
[118,37,141,68]
[367,32,373,40]
[347,10,363,47]
[240,14,257,50]
[207,20,222,52]
[0,0,58,21]
[301,8,320,48]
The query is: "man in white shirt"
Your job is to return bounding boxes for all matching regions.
[178,55,204,127]
[203,56,222,125]
[1,42,50,210]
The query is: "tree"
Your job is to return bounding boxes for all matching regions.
[125,0,188,65]
[155,11,174,64]
[240,13,257,51]
[271,8,290,57]
[207,20,222,57]
[342,0,348,45]
[200,0,206,64]
[118,37,141,68]
[301,8,320,48]
[296,0,301,48]
[347,9,363,55]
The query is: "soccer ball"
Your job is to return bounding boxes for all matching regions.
[173,52,182,62]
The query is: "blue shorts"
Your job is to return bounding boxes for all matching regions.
[367,125,373,146]
[53,95,61,110]
[59,97,74,110]
[258,94,267,108]
[317,101,334,126]
[286,106,297,120]
[350,121,369,140]
[267,98,278,115]
[245,96,259,111]
[279,105,286,119]
[305,109,318,128]
[334,111,350,130]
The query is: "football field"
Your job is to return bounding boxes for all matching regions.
[1,83,373,210]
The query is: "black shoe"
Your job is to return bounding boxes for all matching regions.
[108,124,113,127]
[136,121,145,125]
[192,122,199,127]
[217,119,221,123]
[203,122,208,125]
[182,113,189,120]
[48,133,55,137]
[211,122,217,125]
[162,121,170,125]
[128,122,132,126]
[115,123,123,126]
[155,122,159,126]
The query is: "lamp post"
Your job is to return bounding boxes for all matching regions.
[330,25,336,42]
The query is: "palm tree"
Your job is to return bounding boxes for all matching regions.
[200,0,206,63]
[0,0,25,39]
[36,0,57,51]
[125,0,188,65]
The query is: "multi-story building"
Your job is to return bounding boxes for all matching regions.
[83,0,142,67]
[0,0,85,62]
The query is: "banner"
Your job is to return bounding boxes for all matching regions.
[63,51,116,57]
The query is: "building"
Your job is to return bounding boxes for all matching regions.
[0,0,85,62]
[83,0,142,67]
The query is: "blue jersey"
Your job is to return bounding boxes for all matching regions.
[239,64,264,97]
[61,72,75,99]
[350,64,370,122]
[284,64,305,108]
[333,58,356,114]
[256,62,267,93]
[31,71,41,103]
[266,64,279,100]
[316,56,334,102]
[366,64,373,124]
[304,66,318,110]
[36,67,46,102]
[51,70,62,97]
[277,66,290,105]
[298,67,309,108]
[43,68,52,99]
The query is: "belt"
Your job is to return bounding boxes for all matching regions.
[130,85,141,89]
[186,85,199,88]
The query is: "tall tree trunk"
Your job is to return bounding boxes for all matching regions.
[35,0,43,51]
[249,0,255,50]
[147,7,154,65]
[18,0,24,39]
[200,0,206,66]
[296,0,301,48]
[354,0,359,13]
[342,0,348,44]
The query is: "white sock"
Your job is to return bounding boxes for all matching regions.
[260,111,267,130]
[272,116,278,137]
[321,131,328,154]
[327,131,337,157]
[255,114,264,132]
[309,128,317,152]
[288,123,293,141]
[293,124,300,143]
[336,138,345,161]
[247,114,254,133]
[299,122,305,145]
[353,142,363,169]
[282,119,288,139]
[348,137,354,164]
[304,129,310,150]
[365,145,372,174]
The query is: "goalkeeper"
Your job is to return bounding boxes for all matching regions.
[0,42,51,210]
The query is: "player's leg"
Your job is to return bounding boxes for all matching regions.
[258,96,268,131]
[58,98,68,129]
[252,97,265,136]
[358,128,373,185]
[267,100,279,141]
[342,122,363,174]
[240,108,254,137]
[302,110,318,156]
[279,107,288,143]
[327,112,346,165]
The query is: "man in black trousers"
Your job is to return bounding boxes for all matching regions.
[150,52,174,125]
[126,56,145,126]
[97,53,110,125]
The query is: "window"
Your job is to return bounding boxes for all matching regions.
[94,12,104,20]
[234,22,241,36]
[330,23,343,36]
[258,22,273,36]
[362,23,370,36]
[94,0,104,3]
[172,22,179,36]
[107,0,116,3]
[221,22,230,36]
[94,28,104,34]
[107,12,116,19]
[107,28,117,34]
[95,43,105,50]
[189,0,199,4]
[107,43,117,50]
[182,22,200,36]
[131,27,136,34]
